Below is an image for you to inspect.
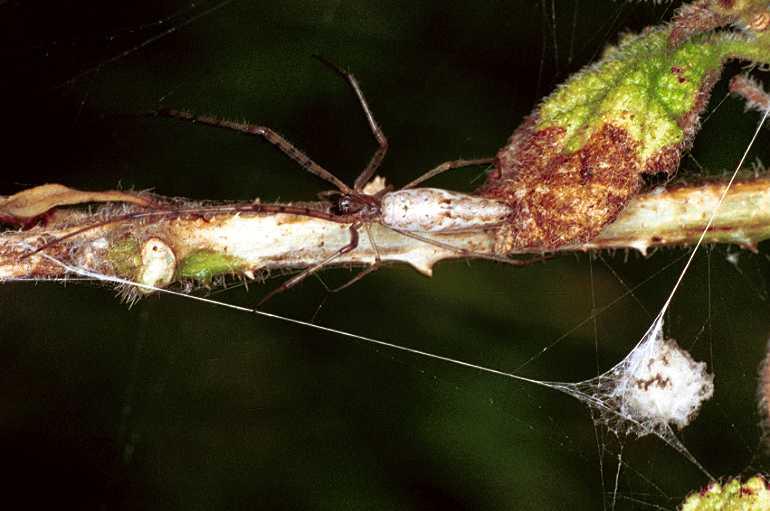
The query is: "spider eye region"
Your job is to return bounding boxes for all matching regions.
[331,195,360,216]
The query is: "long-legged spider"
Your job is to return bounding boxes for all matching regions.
[158,58,537,304]
[22,58,538,305]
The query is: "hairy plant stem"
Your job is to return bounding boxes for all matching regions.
[1,177,769,288]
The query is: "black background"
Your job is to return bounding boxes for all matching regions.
[2,1,770,509]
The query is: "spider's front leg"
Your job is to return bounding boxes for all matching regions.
[155,109,353,194]
[313,56,389,192]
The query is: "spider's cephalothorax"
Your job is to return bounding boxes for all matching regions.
[329,193,381,219]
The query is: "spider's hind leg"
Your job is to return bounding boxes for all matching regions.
[402,158,495,190]
[330,224,382,292]
[255,223,361,308]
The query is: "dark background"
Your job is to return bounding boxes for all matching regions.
[2,1,770,509]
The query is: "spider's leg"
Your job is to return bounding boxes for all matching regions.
[392,228,551,266]
[402,158,495,190]
[315,56,389,192]
[156,109,353,194]
[331,224,382,292]
[255,223,361,307]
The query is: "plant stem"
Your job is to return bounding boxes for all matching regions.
[1,177,769,288]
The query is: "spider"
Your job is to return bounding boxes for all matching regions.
[21,57,538,306]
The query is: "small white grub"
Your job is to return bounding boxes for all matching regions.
[137,237,176,293]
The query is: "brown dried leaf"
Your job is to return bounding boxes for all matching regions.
[0,183,153,226]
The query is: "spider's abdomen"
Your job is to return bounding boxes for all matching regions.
[381,188,512,232]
